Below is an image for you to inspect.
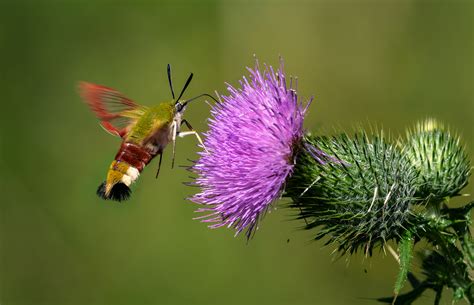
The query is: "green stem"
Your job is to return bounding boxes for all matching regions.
[420,200,474,304]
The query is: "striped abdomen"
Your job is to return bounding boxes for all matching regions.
[97,142,157,201]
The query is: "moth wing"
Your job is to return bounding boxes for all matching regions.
[79,82,147,138]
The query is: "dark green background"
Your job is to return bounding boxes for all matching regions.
[1,1,473,305]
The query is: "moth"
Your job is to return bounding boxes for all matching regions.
[79,65,214,202]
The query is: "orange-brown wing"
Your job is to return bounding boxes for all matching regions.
[79,82,145,138]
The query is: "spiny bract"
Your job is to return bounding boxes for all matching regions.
[287,132,418,254]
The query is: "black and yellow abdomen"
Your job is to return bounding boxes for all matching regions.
[96,102,176,201]
[97,142,156,201]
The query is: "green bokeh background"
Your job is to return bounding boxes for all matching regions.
[1,1,473,305]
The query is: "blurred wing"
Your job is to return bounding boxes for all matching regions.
[79,82,147,138]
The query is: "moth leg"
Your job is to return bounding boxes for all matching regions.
[155,152,163,178]
[171,120,177,169]
[179,120,208,153]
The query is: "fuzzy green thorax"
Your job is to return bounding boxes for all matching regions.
[126,101,176,144]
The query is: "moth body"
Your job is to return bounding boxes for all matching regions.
[100,102,179,200]
[79,65,209,202]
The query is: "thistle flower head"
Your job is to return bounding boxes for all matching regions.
[190,61,311,238]
[404,119,471,200]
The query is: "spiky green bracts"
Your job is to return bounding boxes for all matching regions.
[404,119,470,200]
[286,119,472,304]
[287,132,418,254]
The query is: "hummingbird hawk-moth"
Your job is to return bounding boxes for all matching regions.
[79,65,215,202]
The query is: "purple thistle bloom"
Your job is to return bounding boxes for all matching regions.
[190,61,312,238]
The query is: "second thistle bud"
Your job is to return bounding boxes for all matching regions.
[404,119,471,200]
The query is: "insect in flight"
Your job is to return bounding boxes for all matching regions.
[79,65,216,202]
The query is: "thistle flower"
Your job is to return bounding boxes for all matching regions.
[190,61,311,238]
[187,63,473,305]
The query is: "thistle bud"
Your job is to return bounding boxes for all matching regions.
[286,132,418,254]
[404,119,471,200]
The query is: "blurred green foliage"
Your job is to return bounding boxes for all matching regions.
[0,1,472,305]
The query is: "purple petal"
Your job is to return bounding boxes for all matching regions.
[189,60,310,238]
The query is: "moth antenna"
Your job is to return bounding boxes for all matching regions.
[167,64,175,99]
[182,93,219,107]
[175,73,193,102]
